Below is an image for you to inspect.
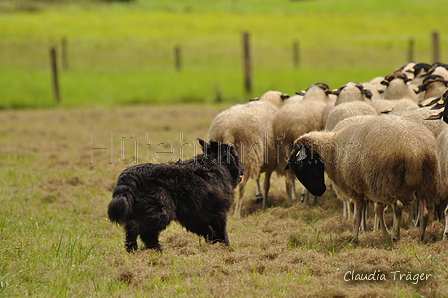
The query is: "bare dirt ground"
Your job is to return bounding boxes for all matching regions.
[1,104,447,297]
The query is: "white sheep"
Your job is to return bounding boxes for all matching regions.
[208,91,287,217]
[404,62,432,89]
[387,105,448,138]
[414,75,448,104]
[424,93,448,239]
[369,98,418,113]
[332,82,373,106]
[381,71,418,102]
[331,115,379,225]
[273,83,331,204]
[322,82,372,129]
[286,115,438,243]
[426,63,448,81]
[325,101,379,131]
[438,129,448,239]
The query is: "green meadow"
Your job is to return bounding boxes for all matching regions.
[1,0,448,108]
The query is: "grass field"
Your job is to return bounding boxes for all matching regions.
[1,104,448,297]
[1,1,448,297]
[1,0,448,108]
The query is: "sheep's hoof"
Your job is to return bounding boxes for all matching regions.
[255,194,263,203]
[392,237,399,243]
[443,233,448,240]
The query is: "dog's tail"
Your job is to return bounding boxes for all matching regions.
[108,185,133,225]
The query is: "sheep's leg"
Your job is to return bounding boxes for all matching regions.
[373,202,378,232]
[234,171,250,217]
[348,202,354,220]
[418,199,428,242]
[302,189,312,206]
[414,199,420,227]
[392,200,404,242]
[373,203,387,232]
[285,169,297,204]
[300,188,306,203]
[444,206,448,240]
[352,199,365,241]
[374,202,389,240]
[360,199,367,232]
[343,201,348,219]
[261,171,272,210]
[255,178,263,202]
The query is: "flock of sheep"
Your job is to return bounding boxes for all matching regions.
[207,61,448,244]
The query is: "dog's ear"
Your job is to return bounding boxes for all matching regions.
[208,139,221,153]
[219,142,240,164]
[197,138,211,155]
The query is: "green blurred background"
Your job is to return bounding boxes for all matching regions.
[1,0,447,108]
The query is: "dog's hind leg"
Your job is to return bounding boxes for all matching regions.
[124,222,139,253]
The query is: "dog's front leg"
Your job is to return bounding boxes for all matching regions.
[207,219,230,246]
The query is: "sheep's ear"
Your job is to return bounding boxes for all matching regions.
[281,93,290,100]
[419,97,440,107]
[414,86,422,93]
[330,88,341,96]
[295,145,308,161]
[426,112,443,120]
[296,91,306,96]
[381,108,393,114]
[430,98,447,110]
[380,79,389,86]
[362,88,373,99]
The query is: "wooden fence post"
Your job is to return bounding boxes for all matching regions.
[407,38,414,62]
[243,32,252,94]
[432,30,440,63]
[50,47,61,104]
[293,39,300,68]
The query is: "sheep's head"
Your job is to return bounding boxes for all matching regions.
[425,90,448,123]
[331,82,372,100]
[408,62,432,77]
[381,71,409,86]
[414,75,446,93]
[285,142,326,197]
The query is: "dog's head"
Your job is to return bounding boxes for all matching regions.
[198,138,244,187]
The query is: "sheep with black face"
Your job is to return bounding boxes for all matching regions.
[286,115,438,243]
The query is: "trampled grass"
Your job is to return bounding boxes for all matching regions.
[1,104,448,297]
[1,0,448,108]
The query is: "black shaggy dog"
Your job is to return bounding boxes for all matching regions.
[108,138,244,252]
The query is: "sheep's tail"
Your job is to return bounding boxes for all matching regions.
[108,185,133,225]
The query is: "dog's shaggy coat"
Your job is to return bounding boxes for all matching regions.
[108,139,244,252]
